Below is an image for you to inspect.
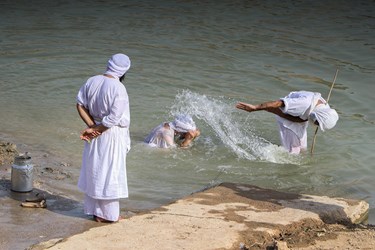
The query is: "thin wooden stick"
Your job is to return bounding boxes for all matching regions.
[310,68,339,155]
[326,69,338,103]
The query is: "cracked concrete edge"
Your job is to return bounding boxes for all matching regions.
[298,194,370,224]
[28,183,370,250]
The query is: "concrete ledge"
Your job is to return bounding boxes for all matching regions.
[32,183,369,250]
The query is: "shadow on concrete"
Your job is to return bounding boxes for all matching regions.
[0,179,103,250]
[1,179,86,218]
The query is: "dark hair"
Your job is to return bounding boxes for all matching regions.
[119,73,126,83]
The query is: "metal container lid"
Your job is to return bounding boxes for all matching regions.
[13,152,32,166]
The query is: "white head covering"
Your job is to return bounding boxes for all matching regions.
[169,114,196,133]
[105,53,131,79]
[310,104,339,132]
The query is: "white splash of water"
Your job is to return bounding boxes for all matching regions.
[170,90,302,165]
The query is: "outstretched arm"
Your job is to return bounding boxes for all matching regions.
[236,100,284,112]
[236,100,307,123]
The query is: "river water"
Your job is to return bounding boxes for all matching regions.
[0,0,374,223]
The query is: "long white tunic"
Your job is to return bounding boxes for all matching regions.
[76,75,130,199]
[276,91,321,154]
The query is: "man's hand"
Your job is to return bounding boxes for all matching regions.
[189,129,200,139]
[236,102,258,112]
[80,127,102,142]
[180,129,201,148]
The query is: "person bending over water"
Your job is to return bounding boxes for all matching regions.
[236,90,339,154]
[145,114,200,148]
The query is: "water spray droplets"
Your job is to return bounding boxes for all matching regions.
[170,90,303,165]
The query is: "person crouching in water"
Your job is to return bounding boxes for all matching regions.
[144,114,200,148]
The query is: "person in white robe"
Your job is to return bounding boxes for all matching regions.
[144,114,200,148]
[76,53,131,222]
[236,91,339,154]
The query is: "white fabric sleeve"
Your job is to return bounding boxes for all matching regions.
[76,84,87,107]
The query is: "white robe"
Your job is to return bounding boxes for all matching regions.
[76,75,130,200]
[144,123,175,148]
[276,91,321,154]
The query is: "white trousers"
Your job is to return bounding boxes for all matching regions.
[84,194,120,221]
[277,121,307,154]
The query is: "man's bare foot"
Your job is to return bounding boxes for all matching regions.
[93,215,123,223]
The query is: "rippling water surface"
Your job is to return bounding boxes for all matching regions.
[0,0,374,222]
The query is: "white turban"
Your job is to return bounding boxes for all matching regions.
[169,114,196,133]
[105,53,131,78]
[310,104,339,132]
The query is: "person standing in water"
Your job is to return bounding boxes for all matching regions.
[144,114,200,148]
[76,53,131,222]
[236,90,339,154]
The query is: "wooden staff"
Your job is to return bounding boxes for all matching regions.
[310,68,339,155]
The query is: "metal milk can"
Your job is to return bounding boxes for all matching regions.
[11,152,33,192]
